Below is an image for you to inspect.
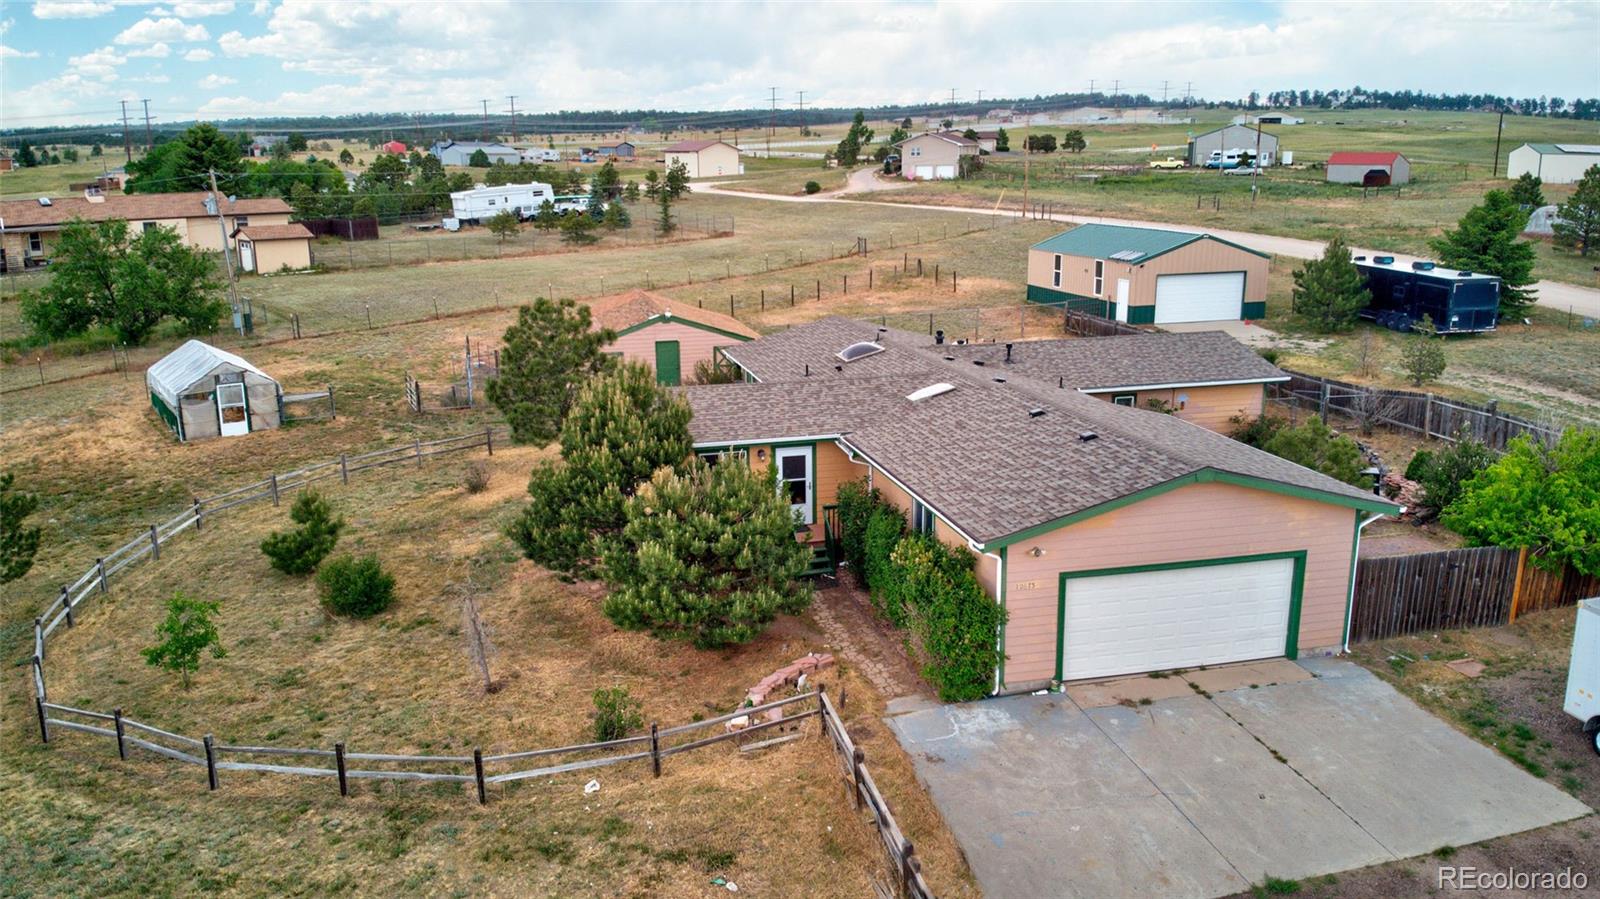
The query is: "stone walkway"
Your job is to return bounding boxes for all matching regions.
[811,582,926,699]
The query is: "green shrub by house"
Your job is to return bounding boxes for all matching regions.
[317,554,396,618]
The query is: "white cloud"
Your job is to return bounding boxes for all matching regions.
[32,0,115,18]
[182,46,213,60]
[171,1,235,15]
[1,44,42,58]
[68,44,125,79]
[114,16,210,44]
[198,72,234,87]
[250,0,269,14]
[129,72,171,83]
[127,40,171,57]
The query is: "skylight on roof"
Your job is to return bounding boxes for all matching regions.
[1108,249,1144,261]
[906,383,955,402]
[837,341,885,362]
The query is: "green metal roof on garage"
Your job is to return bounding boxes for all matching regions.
[1031,223,1269,263]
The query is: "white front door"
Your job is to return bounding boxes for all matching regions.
[216,382,249,437]
[238,240,255,273]
[774,446,814,526]
[1115,278,1131,322]
[1153,272,1246,323]
[1060,556,1297,681]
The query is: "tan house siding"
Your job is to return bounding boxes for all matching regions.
[605,320,748,382]
[244,237,312,273]
[1000,480,1355,687]
[183,213,291,251]
[730,441,865,542]
[1028,238,1268,317]
[668,144,740,179]
[900,135,974,179]
[1092,383,1264,433]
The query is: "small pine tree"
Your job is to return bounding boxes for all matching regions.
[560,209,599,244]
[486,208,521,243]
[656,189,675,235]
[1430,190,1537,315]
[1261,417,1368,487]
[260,490,344,575]
[623,180,640,202]
[534,199,559,232]
[994,127,1010,152]
[643,168,660,198]
[1553,164,1600,256]
[1292,235,1370,332]
[486,297,616,444]
[317,554,396,618]
[1413,429,1495,513]
[663,160,690,198]
[338,148,354,165]
[1399,315,1447,386]
[1508,172,1545,208]
[142,593,226,688]
[468,148,491,167]
[1062,129,1087,153]
[0,473,42,584]
[602,197,630,230]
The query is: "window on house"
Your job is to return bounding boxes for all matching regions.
[697,448,747,467]
[233,216,249,230]
[1112,394,1137,407]
[909,146,921,157]
[27,233,43,252]
[1052,253,1062,288]
[142,221,158,233]
[911,500,936,535]
[1093,259,1105,296]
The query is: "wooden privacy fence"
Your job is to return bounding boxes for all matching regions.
[1272,368,1565,452]
[1350,545,1600,642]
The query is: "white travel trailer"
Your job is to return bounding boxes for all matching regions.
[448,182,555,224]
[521,148,562,163]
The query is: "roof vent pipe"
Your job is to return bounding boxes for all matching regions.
[804,364,810,377]
[1028,408,1045,418]
[1078,431,1098,442]
[935,330,945,345]
[1005,343,1013,363]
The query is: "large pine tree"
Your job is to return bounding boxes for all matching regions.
[1430,189,1537,316]
[1292,235,1370,332]
[485,298,615,444]
[1553,164,1600,256]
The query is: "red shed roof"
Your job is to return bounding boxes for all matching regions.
[1326,151,1406,166]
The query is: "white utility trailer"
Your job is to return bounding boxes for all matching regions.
[448,181,555,224]
[1566,598,1600,755]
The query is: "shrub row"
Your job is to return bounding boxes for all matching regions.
[836,480,1006,702]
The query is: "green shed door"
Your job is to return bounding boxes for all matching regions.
[654,340,681,386]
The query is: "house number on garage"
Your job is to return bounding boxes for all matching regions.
[1018,581,1039,591]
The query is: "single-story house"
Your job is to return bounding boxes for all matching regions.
[381,140,408,155]
[896,132,979,180]
[147,340,283,441]
[596,141,636,159]
[430,140,520,166]
[0,191,293,272]
[233,223,314,273]
[0,152,14,172]
[936,130,999,152]
[1235,113,1304,126]
[1025,223,1271,323]
[687,317,1396,692]
[1325,151,1410,186]
[1186,123,1279,166]
[588,289,760,386]
[1507,143,1600,184]
[663,139,742,178]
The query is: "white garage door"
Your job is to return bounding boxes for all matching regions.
[935,164,957,179]
[1060,556,1296,681]
[1154,271,1245,323]
[914,165,934,179]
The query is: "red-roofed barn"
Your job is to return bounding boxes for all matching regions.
[1325,151,1410,186]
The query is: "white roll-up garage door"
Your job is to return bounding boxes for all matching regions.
[1060,556,1296,681]
[914,165,934,180]
[935,164,957,179]
[1153,271,1246,323]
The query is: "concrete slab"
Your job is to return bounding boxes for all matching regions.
[1086,698,1392,885]
[1213,662,1592,858]
[1066,672,1196,709]
[1183,659,1312,695]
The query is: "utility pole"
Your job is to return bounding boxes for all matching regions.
[1251,118,1264,203]
[1023,104,1031,213]
[1110,79,1121,112]
[119,100,133,162]
[507,95,519,142]
[1184,81,1194,107]
[1161,80,1170,105]
[977,88,984,106]
[796,89,805,134]
[140,99,153,152]
[480,99,490,141]
[1088,79,1095,99]
[208,169,243,331]
[1491,108,1505,177]
[767,86,777,159]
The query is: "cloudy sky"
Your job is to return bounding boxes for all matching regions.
[3,0,1598,130]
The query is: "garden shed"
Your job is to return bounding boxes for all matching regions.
[147,340,282,441]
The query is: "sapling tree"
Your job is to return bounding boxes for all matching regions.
[142,593,227,688]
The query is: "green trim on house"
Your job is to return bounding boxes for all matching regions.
[984,469,1396,550]
[1031,225,1271,264]
[1241,301,1266,319]
[771,442,821,526]
[997,545,1008,691]
[1053,550,1308,682]
[1127,305,1156,325]
[653,339,681,386]
[611,314,758,343]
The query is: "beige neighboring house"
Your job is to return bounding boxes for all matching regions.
[587,289,760,386]
[233,223,314,273]
[0,190,292,272]
[897,132,978,179]
[662,139,742,178]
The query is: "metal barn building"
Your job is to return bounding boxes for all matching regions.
[1186,124,1280,166]
[1325,152,1411,185]
[147,340,282,441]
[1507,143,1600,184]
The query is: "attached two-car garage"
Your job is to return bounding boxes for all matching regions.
[1153,271,1247,324]
[1058,553,1303,681]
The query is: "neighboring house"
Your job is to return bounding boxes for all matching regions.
[0,191,293,272]
[380,140,408,155]
[1235,113,1304,126]
[1186,124,1279,166]
[935,130,999,152]
[896,132,979,180]
[596,141,636,159]
[1506,143,1600,184]
[147,340,283,442]
[0,152,13,172]
[430,140,520,166]
[233,223,314,273]
[1025,223,1271,324]
[663,139,742,178]
[688,317,1396,691]
[587,289,760,386]
[718,317,1285,433]
[1325,151,1410,186]
[249,134,287,157]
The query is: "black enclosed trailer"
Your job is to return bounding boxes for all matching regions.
[1352,256,1500,334]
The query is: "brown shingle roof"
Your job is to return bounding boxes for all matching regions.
[235,223,313,242]
[938,331,1288,391]
[664,139,736,153]
[0,192,291,229]
[720,317,933,381]
[586,289,760,339]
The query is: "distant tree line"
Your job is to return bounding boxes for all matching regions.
[1249,86,1598,119]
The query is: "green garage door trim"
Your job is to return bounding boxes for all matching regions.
[1053,549,1308,682]
[654,340,681,385]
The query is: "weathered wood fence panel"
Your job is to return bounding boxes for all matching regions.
[1516,560,1600,618]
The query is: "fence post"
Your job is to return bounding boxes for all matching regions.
[340,454,349,484]
[204,734,218,791]
[415,438,423,468]
[62,585,73,627]
[114,708,126,760]
[485,426,494,456]
[1423,393,1434,439]
[843,275,848,295]
[816,279,820,301]
[868,269,872,290]
[149,524,160,561]
[193,497,203,531]
[336,741,348,797]
[791,284,795,305]
[816,683,827,741]
[1318,381,1330,424]
[36,696,50,743]
[953,269,957,293]
[902,845,922,895]
[269,474,280,506]
[97,558,108,593]
[650,722,661,777]
[1508,546,1529,624]
[850,748,865,810]
[328,385,336,420]
[473,749,487,805]
[35,617,44,661]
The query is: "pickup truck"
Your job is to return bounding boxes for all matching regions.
[1148,157,1184,170]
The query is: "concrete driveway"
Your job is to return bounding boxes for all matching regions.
[887,659,1590,899]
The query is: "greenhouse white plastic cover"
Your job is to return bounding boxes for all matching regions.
[146,339,275,408]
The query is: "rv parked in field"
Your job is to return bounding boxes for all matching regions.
[448,182,555,224]
[1353,256,1501,334]
[521,148,562,163]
